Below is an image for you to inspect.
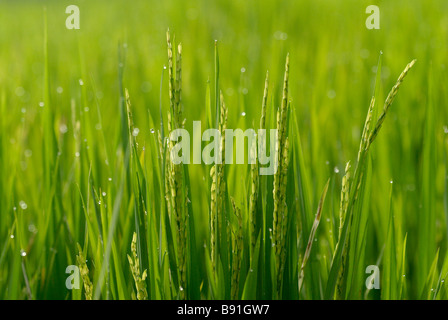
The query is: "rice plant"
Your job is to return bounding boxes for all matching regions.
[0,0,447,301]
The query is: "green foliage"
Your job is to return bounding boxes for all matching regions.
[0,0,446,300]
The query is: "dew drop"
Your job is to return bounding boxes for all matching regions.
[19,201,27,210]
[241,111,246,116]
[102,192,106,197]
[132,128,140,137]
[15,87,25,97]
[39,102,44,108]
[108,177,112,181]
[75,152,80,158]
[327,90,336,99]
[274,31,288,41]
[60,124,68,134]
[20,250,27,257]
[10,235,14,239]
[79,79,84,86]
[150,128,155,133]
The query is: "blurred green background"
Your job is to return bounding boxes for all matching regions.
[0,0,447,300]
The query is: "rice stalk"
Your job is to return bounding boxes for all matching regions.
[127,232,148,300]
[338,161,351,241]
[230,198,243,300]
[161,129,172,221]
[272,54,290,296]
[166,29,187,299]
[249,141,258,264]
[369,59,417,145]
[278,137,290,283]
[357,96,375,162]
[335,97,374,299]
[167,30,178,127]
[210,91,227,275]
[248,71,269,264]
[298,179,330,293]
[260,70,269,131]
[76,244,93,300]
[329,59,416,299]
[210,165,218,275]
